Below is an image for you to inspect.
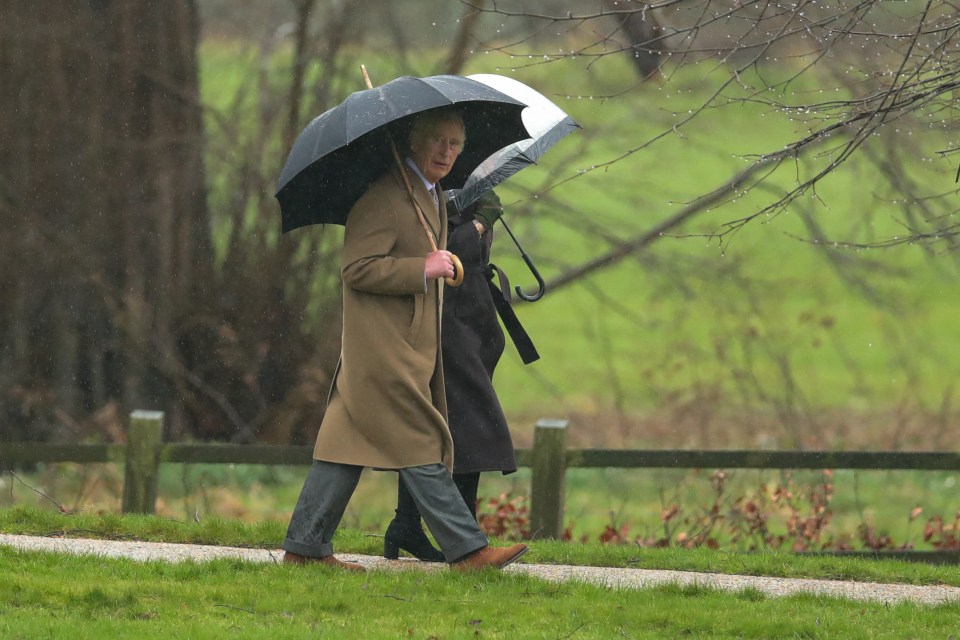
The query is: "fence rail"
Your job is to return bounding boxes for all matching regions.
[3,412,959,541]
[7,444,960,471]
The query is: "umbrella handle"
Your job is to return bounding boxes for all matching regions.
[515,252,546,302]
[361,64,464,288]
[446,255,464,287]
[498,215,546,302]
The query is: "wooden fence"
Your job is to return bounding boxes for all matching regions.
[4,411,960,543]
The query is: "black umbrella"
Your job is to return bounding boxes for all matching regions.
[445,75,581,302]
[275,74,530,234]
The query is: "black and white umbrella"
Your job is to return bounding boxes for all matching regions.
[445,74,580,213]
[445,75,581,302]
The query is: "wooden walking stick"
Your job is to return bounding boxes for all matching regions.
[361,64,464,287]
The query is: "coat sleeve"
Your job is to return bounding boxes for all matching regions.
[341,183,428,295]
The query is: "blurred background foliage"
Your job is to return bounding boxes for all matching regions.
[1,0,959,455]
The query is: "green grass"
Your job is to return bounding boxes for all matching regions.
[3,507,960,638]
[4,550,958,640]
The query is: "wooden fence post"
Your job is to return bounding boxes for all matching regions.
[121,410,164,514]
[529,418,569,539]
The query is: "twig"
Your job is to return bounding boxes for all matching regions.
[6,471,68,513]
[557,623,587,639]
[382,594,409,602]
[213,603,257,615]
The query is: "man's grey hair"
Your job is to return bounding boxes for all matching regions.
[408,108,467,145]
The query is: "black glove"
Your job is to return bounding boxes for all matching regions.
[472,191,503,230]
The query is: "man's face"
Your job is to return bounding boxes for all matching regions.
[409,119,465,184]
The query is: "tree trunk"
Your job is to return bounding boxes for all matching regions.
[0,0,211,441]
[603,0,665,81]
[444,0,486,75]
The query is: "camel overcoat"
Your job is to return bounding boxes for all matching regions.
[313,162,454,471]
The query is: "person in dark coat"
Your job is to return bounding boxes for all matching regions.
[384,190,539,562]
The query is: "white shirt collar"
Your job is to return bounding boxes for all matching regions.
[404,157,435,192]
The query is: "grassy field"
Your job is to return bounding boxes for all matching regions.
[3,507,960,638]
[7,549,959,639]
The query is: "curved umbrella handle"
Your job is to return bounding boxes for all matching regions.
[446,254,465,287]
[498,215,545,302]
[515,252,545,302]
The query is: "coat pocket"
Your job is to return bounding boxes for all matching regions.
[405,293,424,345]
[325,359,343,406]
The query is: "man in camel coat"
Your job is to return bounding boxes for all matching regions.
[282,107,528,572]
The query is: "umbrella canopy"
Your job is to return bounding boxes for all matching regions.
[275,74,530,233]
[445,74,581,212]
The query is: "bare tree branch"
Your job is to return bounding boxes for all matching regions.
[445,0,487,74]
[544,147,790,292]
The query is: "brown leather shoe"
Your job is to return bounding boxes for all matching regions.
[283,551,366,572]
[450,543,529,571]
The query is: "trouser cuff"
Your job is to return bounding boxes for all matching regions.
[443,533,488,563]
[282,538,334,558]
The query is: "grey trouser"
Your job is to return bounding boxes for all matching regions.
[282,460,488,562]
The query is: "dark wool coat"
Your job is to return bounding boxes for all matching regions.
[441,205,517,475]
[313,163,454,471]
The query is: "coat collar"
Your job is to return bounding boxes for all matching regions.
[404,157,435,192]
[392,162,444,243]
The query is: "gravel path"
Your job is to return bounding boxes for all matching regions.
[3,533,959,606]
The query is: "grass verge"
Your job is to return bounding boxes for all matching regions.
[3,505,960,588]
[3,531,960,638]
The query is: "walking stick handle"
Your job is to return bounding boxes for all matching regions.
[360,65,464,287]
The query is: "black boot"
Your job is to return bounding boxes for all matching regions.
[454,472,481,522]
[384,477,445,562]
